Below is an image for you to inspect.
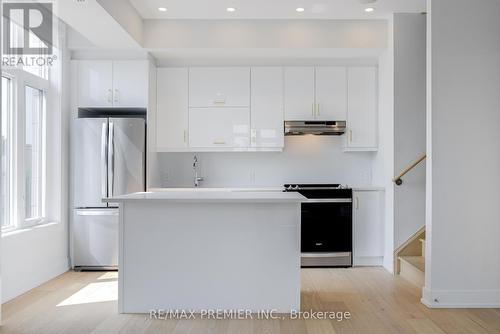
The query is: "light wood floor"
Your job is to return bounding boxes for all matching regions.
[1,268,500,334]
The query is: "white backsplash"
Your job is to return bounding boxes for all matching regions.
[157,136,375,188]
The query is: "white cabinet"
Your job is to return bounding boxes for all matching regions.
[77,60,113,107]
[346,67,378,151]
[189,67,250,107]
[353,190,384,266]
[250,67,284,149]
[156,68,189,151]
[112,60,148,107]
[284,67,315,120]
[189,107,250,149]
[76,60,148,108]
[315,67,347,121]
[284,67,348,121]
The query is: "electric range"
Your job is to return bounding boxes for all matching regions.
[284,184,353,267]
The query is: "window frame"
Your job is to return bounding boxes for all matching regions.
[2,68,49,230]
[23,84,47,226]
[1,75,14,231]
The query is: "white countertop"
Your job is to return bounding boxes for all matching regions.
[148,187,284,192]
[149,186,385,192]
[104,190,305,203]
[352,186,385,191]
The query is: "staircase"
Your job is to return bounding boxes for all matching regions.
[395,228,425,289]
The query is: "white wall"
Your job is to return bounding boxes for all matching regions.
[143,19,387,50]
[372,16,394,272]
[97,0,144,45]
[1,24,70,303]
[424,0,500,307]
[393,14,426,248]
[156,137,375,188]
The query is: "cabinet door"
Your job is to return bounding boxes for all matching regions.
[346,67,378,150]
[250,67,284,149]
[284,67,315,121]
[156,68,189,151]
[189,67,250,107]
[315,67,347,121]
[112,60,148,108]
[353,191,384,259]
[189,107,250,149]
[77,60,113,107]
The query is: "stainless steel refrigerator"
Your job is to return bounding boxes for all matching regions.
[72,115,145,270]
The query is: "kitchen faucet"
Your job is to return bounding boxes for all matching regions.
[193,155,204,187]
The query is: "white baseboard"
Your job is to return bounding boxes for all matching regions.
[422,286,500,308]
[354,256,383,267]
[2,257,69,303]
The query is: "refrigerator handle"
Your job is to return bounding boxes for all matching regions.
[101,122,108,200]
[108,122,115,198]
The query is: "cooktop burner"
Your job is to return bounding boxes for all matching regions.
[283,184,352,199]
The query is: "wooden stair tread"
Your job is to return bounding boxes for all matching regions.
[399,256,425,272]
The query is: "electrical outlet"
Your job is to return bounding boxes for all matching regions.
[250,171,256,184]
[162,171,169,186]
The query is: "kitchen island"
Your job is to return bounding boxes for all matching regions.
[104,190,304,314]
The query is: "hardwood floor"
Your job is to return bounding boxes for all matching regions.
[1,268,499,334]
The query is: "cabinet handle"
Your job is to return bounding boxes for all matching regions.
[349,130,353,142]
[113,89,119,103]
[213,140,226,145]
[183,130,187,144]
[107,89,112,103]
[317,103,320,116]
[355,196,359,210]
[312,103,315,117]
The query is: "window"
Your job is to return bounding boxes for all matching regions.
[1,72,48,230]
[24,86,45,222]
[1,76,12,228]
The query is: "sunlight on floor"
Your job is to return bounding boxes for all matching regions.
[57,281,118,306]
[98,271,118,280]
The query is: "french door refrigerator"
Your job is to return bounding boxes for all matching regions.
[72,116,145,270]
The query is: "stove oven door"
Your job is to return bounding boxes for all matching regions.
[301,200,352,255]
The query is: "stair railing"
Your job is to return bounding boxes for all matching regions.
[393,154,426,186]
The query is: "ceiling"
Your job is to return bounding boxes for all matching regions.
[129,0,426,20]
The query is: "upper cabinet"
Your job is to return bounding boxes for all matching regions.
[154,65,378,152]
[189,67,250,108]
[156,68,189,151]
[77,60,113,107]
[283,67,315,121]
[315,67,347,121]
[284,67,347,121]
[112,61,149,108]
[189,107,250,149]
[76,60,148,108]
[250,67,284,149]
[345,67,378,151]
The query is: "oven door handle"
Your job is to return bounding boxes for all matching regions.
[302,198,352,203]
[302,252,351,258]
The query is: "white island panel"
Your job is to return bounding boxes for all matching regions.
[111,191,303,313]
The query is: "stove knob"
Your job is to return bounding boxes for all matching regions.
[292,185,299,190]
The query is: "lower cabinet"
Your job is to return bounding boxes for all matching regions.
[353,190,384,266]
[189,107,250,149]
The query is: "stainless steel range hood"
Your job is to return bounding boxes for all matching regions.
[284,121,346,136]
